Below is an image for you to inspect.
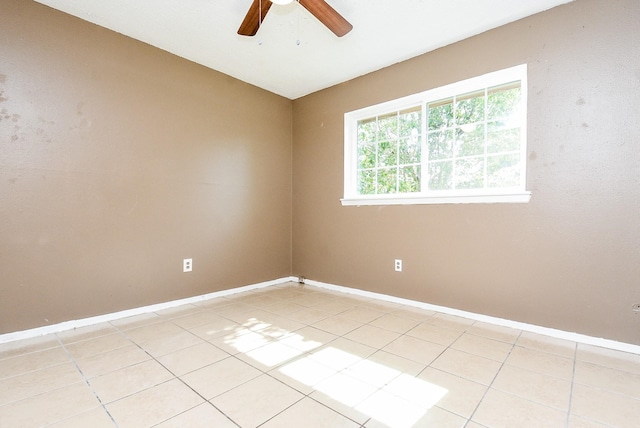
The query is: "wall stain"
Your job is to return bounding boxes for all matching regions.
[0,91,7,103]
[0,74,6,84]
[528,151,538,161]
[576,97,586,105]
[581,122,589,128]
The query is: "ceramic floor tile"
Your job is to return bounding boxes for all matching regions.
[180,356,262,399]
[271,354,340,394]
[56,323,118,344]
[264,301,308,316]
[464,322,521,344]
[261,396,360,428]
[390,306,436,322]
[154,403,238,428]
[236,340,305,371]
[505,345,574,380]
[369,313,420,334]
[363,393,467,428]
[0,361,84,406]
[277,326,337,352]
[343,324,401,349]
[425,313,475,331]
[516,331,576,358]
[74,344,151,378]
[344,357,405,389]
[109,312,162,330]
[568,414,611,428]
[285,307,333,324]
[4,284,640,428]
[0,346,71,379]
[169,310,230,330]
[0,381,100,427]
[339,307,385,323]
[310,372,377,424]
[576,343,640,375]
[430,348,502,385]
[570,382,640,427]
[153,303,203,319]
[47,407,117,428]
[313,299,359,315]
[89,359,174,404]
[208,327,274,355]
[472,388,567,428]
[136,329,204,358]
[382,335,446,365]
[106,378,204,428]
[63,332,132,360]
[211,374,304,428]
[156,341,229,376]
[417,367,488,419]
[491,364,571,410]
[451,333,514,362]
[312,315,364,336]
[358,300,404,313]
[186,317,242,341]
[0,335,61,360]
[406,323,464,346]
[574,360,640,399]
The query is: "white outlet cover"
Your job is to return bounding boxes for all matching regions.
[183,258,192,272]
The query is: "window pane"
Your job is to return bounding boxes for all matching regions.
[378,113,398,141]
[487,83,520,121]
[428,99,453,130]
[398,107,422,138]
[399,165,421,193]
[455,157,484,189]
[455,124,485,157]
[358,169,376,195]
[377,140,397,167]
[377,168,397,194]
[487,154,520,188]
[398,137,421,165]
[428,130,454,160]
[428,161,453,191]
[357,118,377,143]
[455,91,485,125]
[487,122,520,153]
[357,141,376,169]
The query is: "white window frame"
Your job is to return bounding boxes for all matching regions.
[342,64,531,206]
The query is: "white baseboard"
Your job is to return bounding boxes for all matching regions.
[3,275,638,356]
[304,278,640,355]
[0,276,297,345]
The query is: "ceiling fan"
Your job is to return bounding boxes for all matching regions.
[238,0,353,38]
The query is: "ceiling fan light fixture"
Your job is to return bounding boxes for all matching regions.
[271,0,294,5]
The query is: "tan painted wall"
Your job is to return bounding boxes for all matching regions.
[0,1,292,333]
[292,0,640,345]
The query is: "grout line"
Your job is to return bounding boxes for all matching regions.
[55,335,120,428]
[566,341,578,428]
[463,328,523,427]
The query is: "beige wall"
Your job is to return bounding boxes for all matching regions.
[292,0,640,345]
[0,1,292,333]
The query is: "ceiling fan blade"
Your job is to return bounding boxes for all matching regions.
[298,0,353,37]
[238,0,274,36]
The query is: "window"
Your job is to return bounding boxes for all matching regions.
[342,64,530,206]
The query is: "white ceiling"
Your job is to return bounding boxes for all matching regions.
[34,0,573,100]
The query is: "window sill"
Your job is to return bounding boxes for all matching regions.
[341,192,531,206]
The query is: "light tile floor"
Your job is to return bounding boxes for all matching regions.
[1,282,639,427]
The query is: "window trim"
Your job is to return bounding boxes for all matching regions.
[342,64,530,206]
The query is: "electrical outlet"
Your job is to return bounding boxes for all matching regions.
[183,258,192,273]
[394,259,402,272]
